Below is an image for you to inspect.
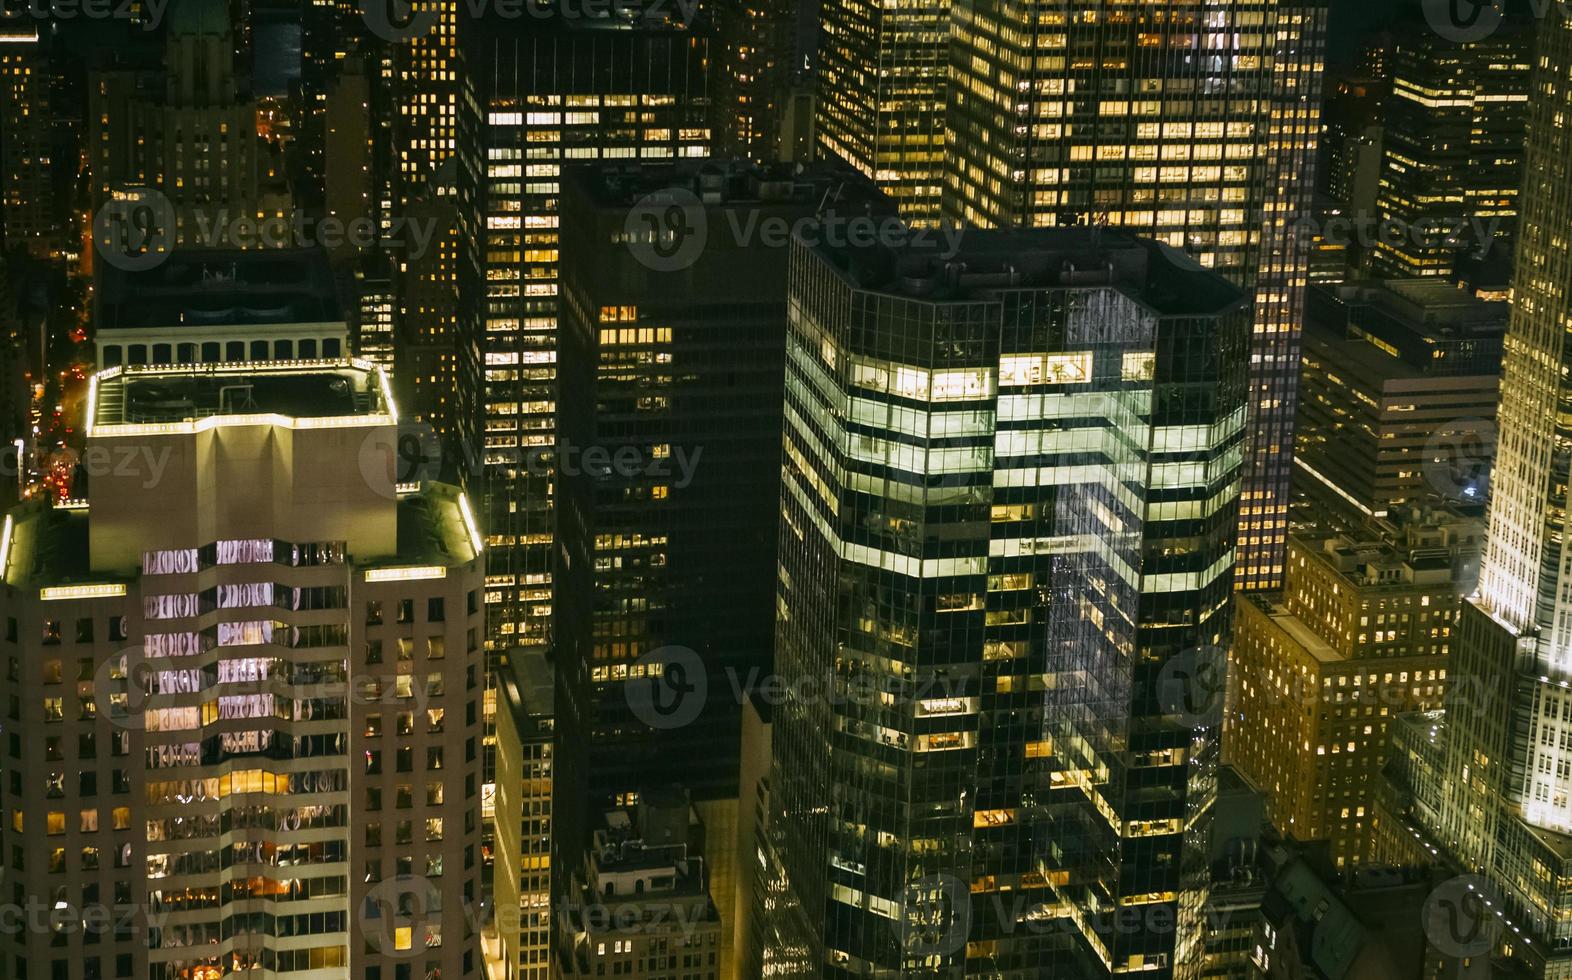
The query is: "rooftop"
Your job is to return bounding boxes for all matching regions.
[567,159,893,215]
[96,248,341,332]
[806,227,1248,318]
[87,359,394,434]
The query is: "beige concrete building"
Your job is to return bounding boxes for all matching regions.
[0,355,485,980]
[1225,512,1480,868]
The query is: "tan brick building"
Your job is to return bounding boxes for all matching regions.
[1225,513,1479,868]
[0,356,485,980]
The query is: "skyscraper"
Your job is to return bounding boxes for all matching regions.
[0,24,59,259]
[1367,14,1531,281]
[713,0,817,163]
[1405,12,1572,977]
[89,0,292,250]
[754,228,1251,977]
[816,0,948,219]
[459,22,710,652]
[944,0,1328,589]
[0,353,486,980]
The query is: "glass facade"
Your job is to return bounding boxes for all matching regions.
[757,230,1250,977]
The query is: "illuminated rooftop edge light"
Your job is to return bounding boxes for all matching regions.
[365,566,447,583]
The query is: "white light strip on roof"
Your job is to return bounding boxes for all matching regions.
[91,412,394,438]
[375,365,399,423]
[40,584,127,601]
[0,514,12,582]
[458,493,483,559]
[365,566,447,582]
[85,372,100,436]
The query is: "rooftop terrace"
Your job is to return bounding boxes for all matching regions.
[87,359,395,434]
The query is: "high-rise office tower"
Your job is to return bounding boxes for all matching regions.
[816,0,948,219]
[459,22,710,653]
[88,0,292,250]
[0,24,59,259]
[714,0,817,163]
[0,352,486,980]
[554,159,891,807]
[944,0,1327,590]
[299,0,365,202]
[753,228,1251,977]
[1367,14,1531,281]
[1295,279,1505,524]
[358,3,481,464]
[1404,14,1572,978]
[554,161,891,979]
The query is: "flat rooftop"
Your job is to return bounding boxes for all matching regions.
[89,360,393,432]
[807,227,1248,318]
[566,159,893,214]
[95,248,341,332]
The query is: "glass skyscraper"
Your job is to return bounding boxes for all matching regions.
[1405,13,1572,978]
[754,228,1251,977]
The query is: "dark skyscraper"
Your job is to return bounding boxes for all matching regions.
[754,228,1251,977]
[459,22,711,655]
[1368,14,1531,280]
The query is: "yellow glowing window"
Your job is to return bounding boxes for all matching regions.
[1121,352,1156,382]
[999,352,1091,386]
